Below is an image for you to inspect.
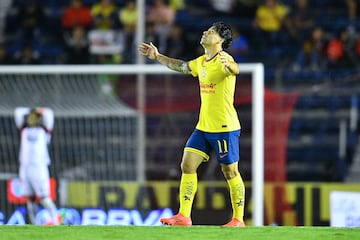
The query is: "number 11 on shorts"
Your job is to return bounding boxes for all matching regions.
[217,139,228,153]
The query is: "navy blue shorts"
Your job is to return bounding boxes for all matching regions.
[184,129,241,165]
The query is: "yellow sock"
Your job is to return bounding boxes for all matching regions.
[178,173,197,218]
[227,174,245,221]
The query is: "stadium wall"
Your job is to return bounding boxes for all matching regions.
[2,180,360,226]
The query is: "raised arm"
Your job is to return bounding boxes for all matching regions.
[138,42,191,74]
[37,107,54,132]
[14,107,30,128]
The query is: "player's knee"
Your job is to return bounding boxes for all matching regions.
[221,165,239,180]
[222,170,239,180]
[180,152,203,174]
[180,161,196,174]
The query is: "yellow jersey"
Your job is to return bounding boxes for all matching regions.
[188,52,241,133]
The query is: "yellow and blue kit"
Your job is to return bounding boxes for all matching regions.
[185,51,241,164]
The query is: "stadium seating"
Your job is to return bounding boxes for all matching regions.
[1,0,359,182]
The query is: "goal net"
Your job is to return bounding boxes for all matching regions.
[0,69,139,180]
[0,64,264,226]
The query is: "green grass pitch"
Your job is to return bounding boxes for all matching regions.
[0,226,359,240]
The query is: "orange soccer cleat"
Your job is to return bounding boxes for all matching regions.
[222,218,246,227]
[160,213,192,226]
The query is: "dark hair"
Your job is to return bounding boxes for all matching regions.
[212,22,232,49]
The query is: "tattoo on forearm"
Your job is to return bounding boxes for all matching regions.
[157,55,189,74]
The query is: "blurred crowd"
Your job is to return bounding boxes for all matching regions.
[0,0,359,71]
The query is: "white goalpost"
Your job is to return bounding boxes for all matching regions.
[0,63,264,226]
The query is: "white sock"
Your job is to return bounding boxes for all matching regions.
[40,197,59,225]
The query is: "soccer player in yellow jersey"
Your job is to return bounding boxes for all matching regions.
[138,22,245,227]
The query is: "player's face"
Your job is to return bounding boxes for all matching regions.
[27,112,40,127]
[200,26,223,47]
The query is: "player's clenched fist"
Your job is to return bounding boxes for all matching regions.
[138,42,159,60]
